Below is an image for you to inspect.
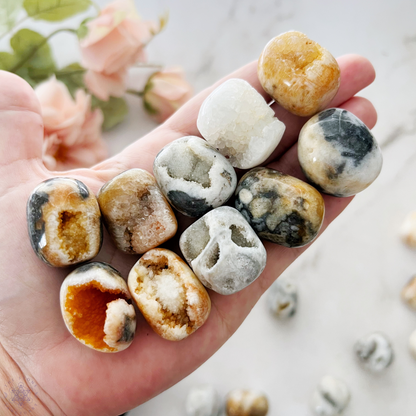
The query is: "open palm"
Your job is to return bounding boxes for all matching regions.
[0,55,376,416]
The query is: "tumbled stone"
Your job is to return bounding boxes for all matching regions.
[298,108,382,197]
[197,78,285,169]
[27,178,102,267]
[153,136,237,217]
[180,206,267,295]
[401,275,416,310]
[235,167,324,247]
[409,329,416,361]
[128,248,211,341]
[60,262,136,353]
[311,376,350,416]
[400,212,416,248]
[185,385,220,416]
[267,278,298,319]
[226,390,269,416]
[354,332,394,372]
[98,169,177,254]
[258,31,340,117]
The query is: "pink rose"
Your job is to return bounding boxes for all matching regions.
[80,0,157,100]
[143,67,193,123]
[35,77,107,171]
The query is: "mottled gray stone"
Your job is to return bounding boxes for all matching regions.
[267,279,298,319]
[311,376,350,416]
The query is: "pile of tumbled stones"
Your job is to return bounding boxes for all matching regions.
[26,31,383,353]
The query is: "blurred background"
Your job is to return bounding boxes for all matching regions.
[4,0,416,414]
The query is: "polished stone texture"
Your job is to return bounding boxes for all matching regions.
[311,376,350,416]
[128,248,211,341]
[197,78,285,169]
[27,178,102,267]
[60,262,136,353]
[267,279,298,319]
[258,31,340,117]
[226,390,269,416]
[235,167,324,247]
[298,108,383,197]
[185,385,220,416]
[180,206,267,295]
[153,136,237,217]
[98,169,177,254]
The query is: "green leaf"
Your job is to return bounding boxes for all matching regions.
[23,0,91,22]
[77,16,91,40]
[0,51,18,71]
[55,62,85,96]
[0,0,24,35]
[92,96,128,131]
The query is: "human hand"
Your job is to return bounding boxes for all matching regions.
[0,54,376,416]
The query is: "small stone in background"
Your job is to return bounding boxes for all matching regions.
[311,376,350,416]
[185,385,220,416]
[409,329,416,360]
[153,136,237,217]
[235,167,324,247]
[128,248,211,341]
[400,212,416,248]
[27,178,102,267]
[267,279,298,319]
[98,169,177,254]
[401,275,416,311]
[60,262,136,353]
[258,31,340,117]
[180,206,267,295]
[298,108,382,197]
[226,389,269,416]
[197,78,285,169]
[354,332,394,372]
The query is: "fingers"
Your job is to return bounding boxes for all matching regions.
[0,71,44,167]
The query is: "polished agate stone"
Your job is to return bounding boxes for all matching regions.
[98,169,177,254]
[235,167,324,247]
[354,332,394,372]
[180,206,267,295]
[185,385,220,416]
[60,262,136,353]
[27,178,102,267]
[197,78,285,169]
[258,31,340,117]
[128,248,211,341]
[267,279,298,319]
[153,136,237,217]
[298,108,382,197]
[311,376,350,416]
[226,390,269,416]
[401,275,416,310]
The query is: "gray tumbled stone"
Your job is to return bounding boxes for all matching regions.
[267,279,298,319]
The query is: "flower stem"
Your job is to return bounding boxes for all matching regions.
[0,15,29,42]
[10,28,77,74]
[126,89,145,97]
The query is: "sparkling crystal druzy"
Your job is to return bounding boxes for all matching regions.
[298,108,382,197]
[128,248,211,341]
[258,31,340,117]
[197,78,285,169]
[60,262,136,352]
[235,167,324,247]
[98,169,177,254]
[153,136,237,217]
[180,206,267,295]
[27,178,102,267]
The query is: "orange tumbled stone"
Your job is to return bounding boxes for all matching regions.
[258,31,340,117]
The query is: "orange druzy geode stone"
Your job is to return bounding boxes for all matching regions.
[258,31,341,117]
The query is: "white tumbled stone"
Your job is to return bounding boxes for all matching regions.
[400,211,416,248]
[153,136,237,217]
[311,376,350,416]
[180,206,267,295]
[185,385,220,416]
[267,278,298,319]
[197,78,285,169]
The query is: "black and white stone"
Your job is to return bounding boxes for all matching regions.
[27,178,102,267]
[179,206,267,295]
[298,108,382,197]
[235,167,325,247]
[267,278,298,319]
[311,376,350,416]
[185,385,220,416]
[153,136,237,217]
[354,332,394,372]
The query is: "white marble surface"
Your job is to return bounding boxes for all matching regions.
[16,0,416,414]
